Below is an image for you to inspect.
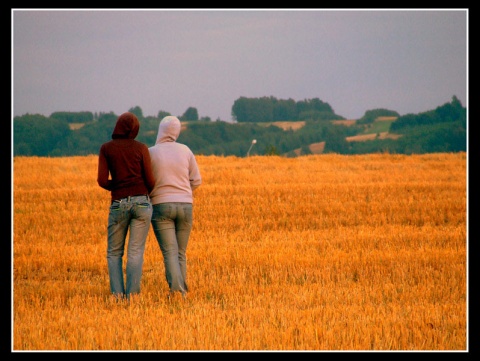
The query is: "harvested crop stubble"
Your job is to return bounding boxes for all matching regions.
[13,153,466,351]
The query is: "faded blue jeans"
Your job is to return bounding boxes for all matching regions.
[107,195,152,299]
[151,202,193,297]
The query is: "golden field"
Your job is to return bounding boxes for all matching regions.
[12,153,467,351]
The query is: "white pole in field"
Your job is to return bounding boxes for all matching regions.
[247,139,257,157]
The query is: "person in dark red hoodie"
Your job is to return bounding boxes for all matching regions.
[97,112,155,300]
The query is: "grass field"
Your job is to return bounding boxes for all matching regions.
[12,153,467,351]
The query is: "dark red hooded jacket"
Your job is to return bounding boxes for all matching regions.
[97,112,155,201]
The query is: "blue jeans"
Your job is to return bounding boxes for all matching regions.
[151,203,193,296]
[107,195,152,298]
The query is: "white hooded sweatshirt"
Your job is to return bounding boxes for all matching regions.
[148,116,202,205]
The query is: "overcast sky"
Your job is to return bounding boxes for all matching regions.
[12,9,468,122]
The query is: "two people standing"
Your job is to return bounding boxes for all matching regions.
[97,113,201,301]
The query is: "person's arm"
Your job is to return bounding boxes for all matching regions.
[189,152,202,191]
[142,146,156,194]
[97,146,112,190]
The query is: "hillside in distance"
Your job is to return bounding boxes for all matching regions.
[270,117,400,156]
[13,97,466,157]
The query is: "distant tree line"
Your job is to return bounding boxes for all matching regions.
[348,96,466,154]
[50,111,94,123]
[13,96,466,157]
[48,106,209,124]
[231,96,343,122]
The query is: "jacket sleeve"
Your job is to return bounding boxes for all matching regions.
[97,145,112,190]
[142,146,156,193]
[188,152,202,191]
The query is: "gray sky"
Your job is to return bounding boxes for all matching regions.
[12,9,468,122]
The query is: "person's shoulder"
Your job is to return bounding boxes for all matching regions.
[99,139,113,149]
[177,142,194,153]
[176,142,191,149]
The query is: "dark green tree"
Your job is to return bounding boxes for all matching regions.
[128,106,144,119]
[181,107,199,121]
[357,108,400,125]
[300,144,312,155]
[157,110,171,119]
[264,144,280,156]
[13,114,71,156]
[272,97,297,121]
[323,127,351,154]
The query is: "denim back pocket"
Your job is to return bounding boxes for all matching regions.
[110,202,122,211]
[136,201,151,208]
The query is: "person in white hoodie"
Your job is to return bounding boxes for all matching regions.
[148,116,202,299]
